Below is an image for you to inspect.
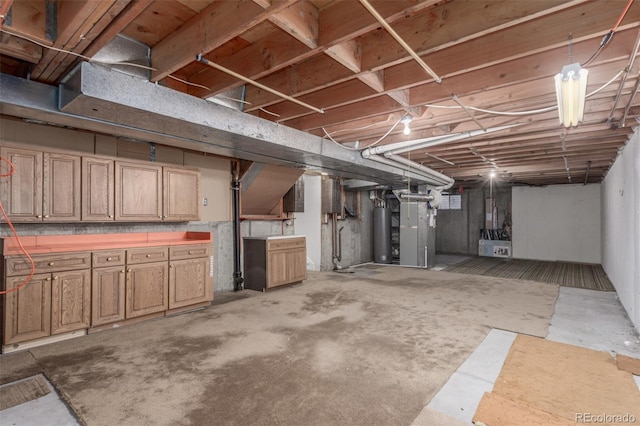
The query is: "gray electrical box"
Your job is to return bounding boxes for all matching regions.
[283,176,305,212]
[321,177,342,213]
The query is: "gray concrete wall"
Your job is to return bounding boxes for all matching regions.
[320,191,374,271]
[436,185,512,255]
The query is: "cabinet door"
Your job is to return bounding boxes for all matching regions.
[3,274,52,344]
[126,261,168,318]
[0,147,43,222]
[163,167,200,221]
[51,269,91,334]
[92,266,125,326]
[82,157,115,221]
[115,161,162,221]
[169,258,211,309]
[267,250,289,288]
[288,248,307,283]
[43,152,81,221]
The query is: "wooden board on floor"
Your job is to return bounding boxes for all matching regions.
[490,335,640,421]
[617,354,640,376]
[473,392,575,426]
[0,375,50,410]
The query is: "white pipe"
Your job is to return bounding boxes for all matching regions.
[364,153,448,186]
[362,124,521,157]
[385,154,453,186]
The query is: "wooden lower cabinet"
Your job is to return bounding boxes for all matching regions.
[3,274,52,345]
[169,258,210,309]
[244,236,307,291]
[126,261,169,318]
[51,270,91,335]
[92,266,126,326]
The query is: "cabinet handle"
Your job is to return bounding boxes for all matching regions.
[107,257,113,261]
[127,268,131,272]
[120,270,125,273]
[188,251,193,254]
[146,254,152,258]
[170,264,173,268]
[36,215,42,218]
[46,277,51,281]
[44,215,50,218]
[108,215,114,218]
[53,276,58,280]
[48,262,55,266]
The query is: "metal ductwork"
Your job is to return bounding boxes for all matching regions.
[0,62,439,187]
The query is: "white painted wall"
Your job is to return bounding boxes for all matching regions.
[294,175,322,271]
[602,129,640,331]
[512,184,601,263]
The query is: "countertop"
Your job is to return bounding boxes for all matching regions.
[2,232,212,255]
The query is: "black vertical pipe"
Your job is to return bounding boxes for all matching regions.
[232,164,244,291]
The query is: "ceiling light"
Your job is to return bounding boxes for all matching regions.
[401,116,412,135]
[490,170,496,178]
[554,63,588,128]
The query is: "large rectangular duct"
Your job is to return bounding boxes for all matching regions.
[47,62,429,186]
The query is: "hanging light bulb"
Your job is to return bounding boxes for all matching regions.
[401,116,412,135]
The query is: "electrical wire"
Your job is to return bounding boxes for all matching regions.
[0,157,36,295]
[423,69,625,117]
[582,0,635,66]
[322,115,404,151]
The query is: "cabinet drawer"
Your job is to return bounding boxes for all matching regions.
[92,250,126,267]
[126,247,168,264]
[169,244,212,260]
[267,237,306,251]
[6,252,91,276]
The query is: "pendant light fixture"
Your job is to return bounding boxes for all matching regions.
[554,63,588,127]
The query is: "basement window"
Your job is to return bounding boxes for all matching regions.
[439,194,462,210]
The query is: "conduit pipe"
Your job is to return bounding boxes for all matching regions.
[196,54,324,114]
[363,153,454,189]
[361,124,521,158]
[607,28,640,122]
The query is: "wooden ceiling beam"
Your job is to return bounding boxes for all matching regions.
[244,1,629,110]
[186,1,439,98]
[269,0,318,49]
[150,0,298,82]
[0,31,41,63]
[1,0,49,45]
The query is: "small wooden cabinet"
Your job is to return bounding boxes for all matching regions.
[91,250,126,326]
[115,161,163,222]
[244,236,306,291]
[169,244,212,309]
[51,269,91,335]
[125,247,169,318]
[0,147,81,222]
[82,157,115,221]
[3,274,52,345]
[3,252,91,344]
[163,167,200,221]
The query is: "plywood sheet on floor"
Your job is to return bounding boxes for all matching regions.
[617,354,640,376]
[488,335,640,422]
[6,269,558,426]
[0,375,50,410]
[473,392,575,426]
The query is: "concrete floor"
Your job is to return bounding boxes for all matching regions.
[0,267,638,426]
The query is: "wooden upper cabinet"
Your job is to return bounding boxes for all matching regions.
[115,161,162,221]
[43,152,81,221]
[0,147,81,222]
[0,147,43,222]
[163,167,200,221]
[82,157,115,221]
